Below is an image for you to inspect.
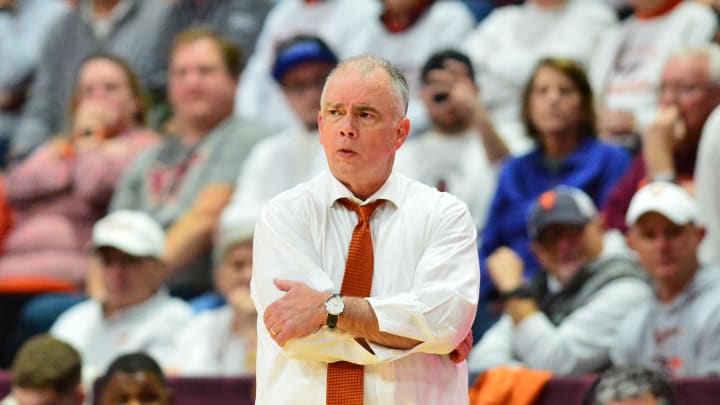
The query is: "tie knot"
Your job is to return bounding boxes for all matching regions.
[340,198,383,224]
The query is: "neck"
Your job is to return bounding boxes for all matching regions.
[93,0,121,17]
[542,132,580,158]
[657,264,698,303]
[635,0,681,19]
[175,115,226,146]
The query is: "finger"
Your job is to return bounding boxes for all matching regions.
[273,278,296,291]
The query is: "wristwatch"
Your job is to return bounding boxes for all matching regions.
[501,284,535,301]
[325,294,344,328]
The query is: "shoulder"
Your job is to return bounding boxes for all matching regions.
[673,1,716,22]
[52,300,97,330]
[260,173,328,224]
[396,174,473,223]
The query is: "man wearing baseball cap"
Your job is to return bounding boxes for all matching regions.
[610,181,720,376]
[226,35,337,211]
[469,186,650,376]
[50,210,192,379]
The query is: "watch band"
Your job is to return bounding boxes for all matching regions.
[327,312,339,329]
[501,284,535,301]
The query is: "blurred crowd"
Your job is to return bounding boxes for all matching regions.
[1,0,720,403]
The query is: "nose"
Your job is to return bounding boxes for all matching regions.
[339,115,358,138]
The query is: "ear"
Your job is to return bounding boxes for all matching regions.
[393,117,410,150]
[626,228,636,250]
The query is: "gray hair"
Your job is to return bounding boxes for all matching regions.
[591,366,674,405]
[321,55,409,119]
[667,43,720,85]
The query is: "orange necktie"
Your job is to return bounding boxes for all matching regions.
[326,198,383,405]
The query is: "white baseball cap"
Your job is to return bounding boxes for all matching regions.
[626,181,697,226]
[92,210,165,258]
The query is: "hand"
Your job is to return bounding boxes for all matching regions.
[486,247,524,294]
[71,99,120,141]
[643,106,684,177]
[263,279,329,346]
[597,109,636,141]
[449,330,473,363]
[423,59,482,119]
[228,286,256,315]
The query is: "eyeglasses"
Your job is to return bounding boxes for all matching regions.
[282,76,327,95]
[657,82,716,97]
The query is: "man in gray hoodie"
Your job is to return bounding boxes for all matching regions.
[610,181,720,377]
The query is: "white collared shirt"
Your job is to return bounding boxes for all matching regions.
[251,171,480,405]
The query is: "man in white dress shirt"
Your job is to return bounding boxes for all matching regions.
[251,56,479,404]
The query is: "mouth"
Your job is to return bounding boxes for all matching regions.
[337,148,357,158]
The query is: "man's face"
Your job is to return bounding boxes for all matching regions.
[318,64,409,197]
[659,54,720,141]
[628,212,703,287]
[532,220,602,284]
[168,38,236,129]
[420,60,475,133]
[12,387,81,405]
[98,247,162,311]
[100,372,171,405]
[281,61,335,130]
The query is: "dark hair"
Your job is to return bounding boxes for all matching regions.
[272,35,338,83]
[170,27,245,78]
[521,57,596,142]
[583,366,675,405]
[420,49,476,85]
[11,334,82,395]
[103,352,166,386]
[69,52,149,127]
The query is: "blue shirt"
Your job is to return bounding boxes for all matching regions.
[479,137,631,297]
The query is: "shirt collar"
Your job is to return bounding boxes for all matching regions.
[326,170,404,209]
[80,0,136,40]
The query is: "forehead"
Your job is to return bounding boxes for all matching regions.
[324,66,397,108]
[171,38,224,66]
[662,54,709,81]
[81,59,126,80]
[633,212,684,230]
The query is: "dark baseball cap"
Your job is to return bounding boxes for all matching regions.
[527,186,597,240]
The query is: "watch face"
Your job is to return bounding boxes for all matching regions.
[325,296,344,315]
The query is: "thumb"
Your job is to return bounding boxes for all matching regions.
[273,278,296,292]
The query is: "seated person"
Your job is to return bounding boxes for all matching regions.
[469,186,651,375]
[476,57,631,338]
[603,44,720,233]
[611,181,720,376]
[110,28,268,299]
[1,334,84,405]
[227,35,336,210]
[166,207,258,375]
[585,366,676,405]
[1,53,159,288]
[98,352,172,405]
[590,0,716,146]
[395,48,508,230]
[50,210,193,379]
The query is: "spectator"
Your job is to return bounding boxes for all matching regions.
[462,0,616,154]
[584,366,675,405]
[235,0,379,132]
[146,0,274,126]
[1,53,159,288]
[98,352,172,405]
[0,334,84,405]
[477,57,631,337]
[110,28,268,298]
[344,0,476,135]
[395,49,508,230]
[51,210,193,379]
[603,44,720,233]
[227,35,336,210]
[468,186,650,375]
[610,181,720,376]
[590,0,716,147]
[9,0,170,159]
[166,207,258,376]
[0,0,68,161]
